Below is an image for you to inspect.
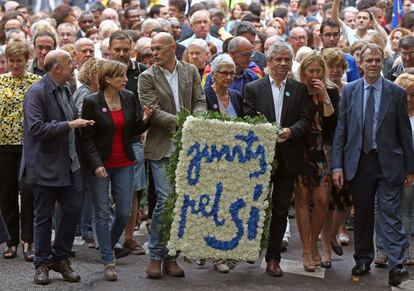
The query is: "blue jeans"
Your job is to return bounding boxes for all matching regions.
[400,185,414,249]
[33,170,83,268]
[80,183,94,241]
[149,158,174,261]
[376,186,413,255]
[89,166,134,264]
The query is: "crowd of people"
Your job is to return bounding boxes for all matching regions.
[0,0,414,288]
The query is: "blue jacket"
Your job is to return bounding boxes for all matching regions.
[204,85,244,117]
[345,53,360,82]
[331,78,414,183]
[20,74,79,187]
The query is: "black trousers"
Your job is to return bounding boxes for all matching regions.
[265,163,296,262]
[33,170,83,268]
[0,150,34,247]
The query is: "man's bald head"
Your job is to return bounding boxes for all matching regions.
[228,36,253,73]
[152,32,175,45]
[228,36,252,52]
[151,32,176,69]
[264,35,283,52]
[44,50,71,72]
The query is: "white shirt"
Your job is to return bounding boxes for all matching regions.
[180,33,223,52]
[341,22,375,46]
[160,63,180,113]
[269,75,287,123]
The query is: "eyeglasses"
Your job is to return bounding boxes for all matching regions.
[151,45,171,51]
[323,32,340,38]
[216,71,235,77]
[236,51,254,58]
[401,51,414,57]
[289,36,306,41]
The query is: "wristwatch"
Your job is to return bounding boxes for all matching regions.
[323,98,331,105]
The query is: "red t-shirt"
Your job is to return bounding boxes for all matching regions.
[104,109,134,169]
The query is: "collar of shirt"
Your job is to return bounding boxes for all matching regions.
[363,76,383,92]
[159,61,178,77]
[269,75,287,88]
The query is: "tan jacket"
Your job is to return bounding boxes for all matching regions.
[138,61,206,160]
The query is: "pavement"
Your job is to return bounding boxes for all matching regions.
[0,219,413,291]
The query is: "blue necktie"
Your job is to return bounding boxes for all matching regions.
[362,86,375,154]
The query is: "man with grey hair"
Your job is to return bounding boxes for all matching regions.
[180,10,223,52]
[186,38,210,76]
[77,11,95,40]
[22,50,94,285]
[288,27,308,57]
[244,42,312,277]
[141,18,162,37]
[73,38,95,89]
[57,23,76,47]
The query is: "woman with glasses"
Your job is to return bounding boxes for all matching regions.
[204,53,243,118]
[200,54,243,273]
[295,52,339,272]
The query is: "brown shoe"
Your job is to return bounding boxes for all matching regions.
[163,260,185,277]
[266,259,283,277]
[49,259,80,282]
[146,259,162,279]
[34,264,50,285]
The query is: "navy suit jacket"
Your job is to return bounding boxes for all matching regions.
[331,77,414,184]
[20,74,79,187]
[204,85,244,117]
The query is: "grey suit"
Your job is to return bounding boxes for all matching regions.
[139,61,206,161]
[331,77,414,268]
[138,60,206,260]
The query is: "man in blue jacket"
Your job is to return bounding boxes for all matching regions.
[21,50,94,285]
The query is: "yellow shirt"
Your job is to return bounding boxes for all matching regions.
[0,73,40,145]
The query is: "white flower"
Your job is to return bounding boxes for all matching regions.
[169,116,278,261]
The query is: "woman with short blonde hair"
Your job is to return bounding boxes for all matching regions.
[0,38,40,262]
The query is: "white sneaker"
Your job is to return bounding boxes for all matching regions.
[338,233,350,245]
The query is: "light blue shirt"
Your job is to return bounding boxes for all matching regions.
[363,77,383,150]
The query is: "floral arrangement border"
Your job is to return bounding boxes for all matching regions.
[160,111,279,255]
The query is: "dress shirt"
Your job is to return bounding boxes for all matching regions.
[269,75,287,123]
[52,80,80,172]
[363,77,383,150]
[180,33,223,52]
[160,63,180,113]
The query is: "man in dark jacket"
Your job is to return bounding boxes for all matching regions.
[21,50,94,285]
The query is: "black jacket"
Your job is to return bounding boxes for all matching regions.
[81,89,149,171]
[244,76,313,175]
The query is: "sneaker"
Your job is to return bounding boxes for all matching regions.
[114,247,131,259]
[214,259,230,273]
[34,265,50,285]
[48,259,81,282]
[338,233,350,245]
[123,239,145,255]
[104,263,117,281]
[403,248,414,266]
